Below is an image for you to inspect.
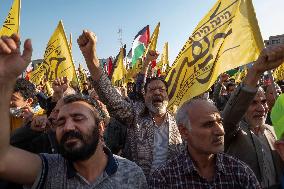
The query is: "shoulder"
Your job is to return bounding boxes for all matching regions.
[39,153,66,173]
[30,154,66,189]
[40,153,64,163]
[264,124,276,133]
[264,124,277,140]
[113,155,147,186]
[218,153,255,174]
[153,150,185,174]
[114,155,144,174]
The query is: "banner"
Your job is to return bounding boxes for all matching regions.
[157,42,170,75]
[77,64,87,89]
[273,64,284,81]
[30,20,78,88]
[111,47,127,86]
[0,0,20,36]
[166,0,263,112]
[143,22,160,57]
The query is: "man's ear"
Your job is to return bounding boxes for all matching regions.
[26,98,33,106]
[178,124,189,140]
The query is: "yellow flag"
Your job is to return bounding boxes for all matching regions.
[111,47,127,86]
[143,22,160,57]
[78,64,87,88]
[30,20,78,88]
[157,42,170,74]
[233,65,248,84]
[166,0,263,112]
[69,33,72,50]
[0,0,21,36]
[273,64,284,81]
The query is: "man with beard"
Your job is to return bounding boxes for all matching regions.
[77,30,183,179]
[0,34,147,188]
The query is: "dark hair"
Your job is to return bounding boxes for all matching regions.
[14,78,36,100]
[144,77,168,93]
[62,94,103,124]
[226,82,236,90]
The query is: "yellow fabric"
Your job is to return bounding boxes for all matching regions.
[78,64,87,90]
[143,22,160,57]
[34,107,45,116]
[166,0,263,113]
[10,116,24,132]
[0,0,20,36]
[111,48,127,86]
[273,64,284,81]
[129,22,161,80]
[157,42,170,74]
[30,20,78,88]
[231,65,248,83]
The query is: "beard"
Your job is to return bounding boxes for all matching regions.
[245,114,267,130]
[145,96,168,115]
[58,126,100,162]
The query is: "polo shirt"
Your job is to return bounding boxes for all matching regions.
[26,147,147,189]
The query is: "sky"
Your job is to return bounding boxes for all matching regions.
[0,0,283,69]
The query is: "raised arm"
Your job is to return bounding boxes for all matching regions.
[213,73,228,103]
[223,44,284,145]
[136,50,159,98]
[0,34,41,185]
[77,30,135,125]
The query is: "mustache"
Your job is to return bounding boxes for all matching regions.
[212,136,224,143]
[152,95,166,103]
[61,131,83,144]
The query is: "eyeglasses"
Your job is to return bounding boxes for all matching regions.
[148,87,167,93]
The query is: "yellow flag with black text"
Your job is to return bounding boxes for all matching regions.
[157,42,170,75]
[78,63,87,89]
[166,0,263,112]
[30,20,78,87]
[0,0,21,36]
[143,22,160,57]
[273,64,284,81]
[112,47,127,86]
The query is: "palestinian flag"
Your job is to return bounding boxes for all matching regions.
[131,25,150,67]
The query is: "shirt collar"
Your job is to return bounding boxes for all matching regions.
[215,153,227,174]
[66,146,118,179]
[183,148,227,175]
[182,148,197,173]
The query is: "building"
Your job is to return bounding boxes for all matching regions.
[264,34,284,46]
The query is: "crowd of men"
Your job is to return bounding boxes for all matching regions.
[0,31,283,189]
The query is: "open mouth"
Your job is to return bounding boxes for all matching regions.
[152,97,164,105]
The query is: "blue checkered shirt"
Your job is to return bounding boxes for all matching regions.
[149,148,261,189]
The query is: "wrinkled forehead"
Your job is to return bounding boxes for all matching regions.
[147,80,166,89]
[58,101,95,117]
[11,92,25,100]
[188,100,220,121]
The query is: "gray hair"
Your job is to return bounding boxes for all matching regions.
[176,103,192,131]
[176,98,215,131]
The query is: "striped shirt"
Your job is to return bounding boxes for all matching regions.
[151,115,169,172]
